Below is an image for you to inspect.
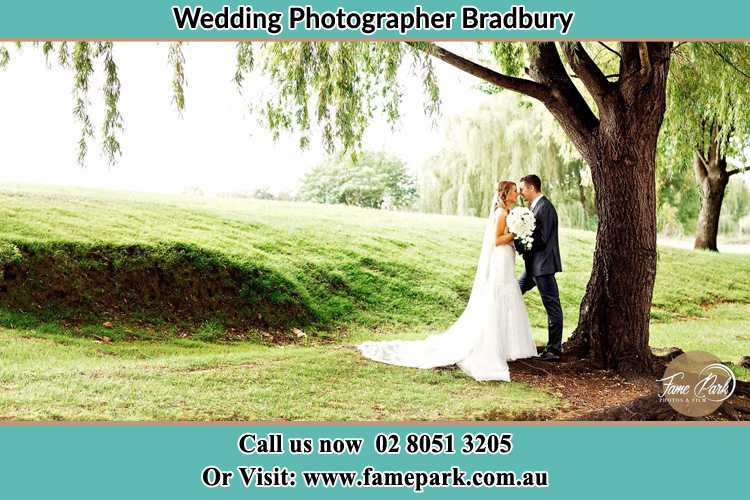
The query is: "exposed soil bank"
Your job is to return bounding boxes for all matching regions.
[0,241,317,330]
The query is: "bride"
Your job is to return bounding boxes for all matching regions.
[356,181,538,381]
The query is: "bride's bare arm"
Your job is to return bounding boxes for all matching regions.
[495,210,515,246]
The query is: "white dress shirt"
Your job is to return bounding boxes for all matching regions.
[530,194,545,211]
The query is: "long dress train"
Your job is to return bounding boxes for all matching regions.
[356,199,537,381]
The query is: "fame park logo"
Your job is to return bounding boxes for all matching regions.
[657,351,737,417]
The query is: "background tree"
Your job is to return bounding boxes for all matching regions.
[251,186,276,200]
[660,43,750,251]
[298,150,417,209]
[419,92,595,227]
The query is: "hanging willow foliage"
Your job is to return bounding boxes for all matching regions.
[234,41,254,88]
[167,41,187,115]
[418,92,592,221]
[0,46,10,69]
[72,42,95,165]
[57,41,69,67]
[1,41,124,165]
[252,41,438,153]
[97,42,124,165]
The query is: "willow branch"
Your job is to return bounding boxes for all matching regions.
[620,42,641,73]
[561,42,614,106]
[526,42,599,148]
[694,152,708,181]
[671,42,689,53]
[708,43,750,80]
[598,42,621,58]
[638,42,652,78]
[407,42,552,103]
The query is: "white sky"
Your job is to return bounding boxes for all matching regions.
[0,42,490,195]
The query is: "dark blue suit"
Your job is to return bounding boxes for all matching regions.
[515,196,563,354]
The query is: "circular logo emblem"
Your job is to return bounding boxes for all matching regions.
[657,351,736,417]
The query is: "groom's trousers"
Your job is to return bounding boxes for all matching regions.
[518,272,563,354]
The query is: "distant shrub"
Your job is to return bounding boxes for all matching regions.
[298,151,417,209]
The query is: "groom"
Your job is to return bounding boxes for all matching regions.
[516,175,563,362]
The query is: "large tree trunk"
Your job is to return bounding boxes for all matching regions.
[693,125,731,252]
[564,44,672,375]
[566,120,662,374]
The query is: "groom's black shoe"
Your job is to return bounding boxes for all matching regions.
[539,350,561,362]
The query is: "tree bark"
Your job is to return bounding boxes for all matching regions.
[566,128,661,374]
[564,43,673,375]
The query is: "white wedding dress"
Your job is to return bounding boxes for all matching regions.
[356,196,537,381]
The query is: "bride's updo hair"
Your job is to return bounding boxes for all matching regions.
[496,180,516,207]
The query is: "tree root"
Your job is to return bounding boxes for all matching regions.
[542,344,749,421]
[574,380,750,421]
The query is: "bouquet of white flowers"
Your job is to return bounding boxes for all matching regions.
[506,206,536,251]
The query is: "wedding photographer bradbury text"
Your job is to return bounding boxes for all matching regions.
[171,5,576,36]
[200,432,550,492]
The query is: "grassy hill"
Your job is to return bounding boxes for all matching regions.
[0,184,748,420]
[2,184,749,337]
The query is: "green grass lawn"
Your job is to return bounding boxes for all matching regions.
[0,184,748,420]
[0,329,557,421]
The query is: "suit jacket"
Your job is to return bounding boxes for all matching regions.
[515,196,562,277]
